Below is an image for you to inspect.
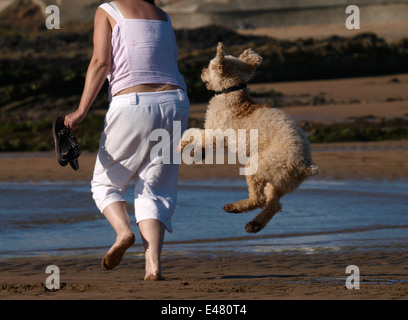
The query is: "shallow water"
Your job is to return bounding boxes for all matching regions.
[0,179,407,258]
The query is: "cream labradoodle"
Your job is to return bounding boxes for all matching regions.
[180,42,320,233]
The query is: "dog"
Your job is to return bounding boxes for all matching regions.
[179,42,320,233]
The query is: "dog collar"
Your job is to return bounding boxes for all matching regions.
[213,83,247,95]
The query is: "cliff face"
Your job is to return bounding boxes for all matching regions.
[0,0,46,32]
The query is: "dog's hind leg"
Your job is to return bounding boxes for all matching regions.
[223,176,267,213]
[244,183,282,233]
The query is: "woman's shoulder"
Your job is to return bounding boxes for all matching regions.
[153,6,169,22]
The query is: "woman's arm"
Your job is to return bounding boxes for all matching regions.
[64,8,112,130]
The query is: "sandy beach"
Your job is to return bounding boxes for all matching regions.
[1,250,407,300]
[1,73,408,301]
[239,21,408,43]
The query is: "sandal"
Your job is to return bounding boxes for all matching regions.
[52,116,81,170]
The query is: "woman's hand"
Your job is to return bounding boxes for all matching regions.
[64,109,86,130]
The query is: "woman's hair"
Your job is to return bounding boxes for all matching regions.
[144,0,156,5]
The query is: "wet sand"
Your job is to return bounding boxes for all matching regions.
[1,250,407,300]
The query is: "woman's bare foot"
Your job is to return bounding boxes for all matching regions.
[143,257,165,281]
[101,233,135,270]
[144,271,165,281]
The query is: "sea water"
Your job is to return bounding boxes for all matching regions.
[0,179,407,258]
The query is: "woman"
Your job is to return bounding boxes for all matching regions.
[64,0,189,280]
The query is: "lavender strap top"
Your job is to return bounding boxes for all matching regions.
[99,3,187,100]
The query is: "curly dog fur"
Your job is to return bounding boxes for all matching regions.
[180,42,320,233]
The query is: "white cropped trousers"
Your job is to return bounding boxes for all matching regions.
[91,89,189,232]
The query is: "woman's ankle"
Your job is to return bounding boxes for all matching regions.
[144,254,162,279]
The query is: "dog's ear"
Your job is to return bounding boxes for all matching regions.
[239,48,263,71]
[215,42,225,61]
[213,42,225,72]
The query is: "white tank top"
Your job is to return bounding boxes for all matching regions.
[99,2,187,100]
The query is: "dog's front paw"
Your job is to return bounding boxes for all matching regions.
[245,221,264,233]
[176,140,191,153]
[223,203,241,213]
[178,128,203,154]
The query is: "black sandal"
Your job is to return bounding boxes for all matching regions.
[52,116,81,171]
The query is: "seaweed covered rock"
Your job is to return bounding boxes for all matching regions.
[0,0,46,33]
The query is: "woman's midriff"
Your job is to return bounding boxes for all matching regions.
[114,84,182,96]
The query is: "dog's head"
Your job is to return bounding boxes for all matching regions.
[201,42,263,92]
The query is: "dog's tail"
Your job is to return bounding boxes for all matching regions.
[304,164,320,177]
